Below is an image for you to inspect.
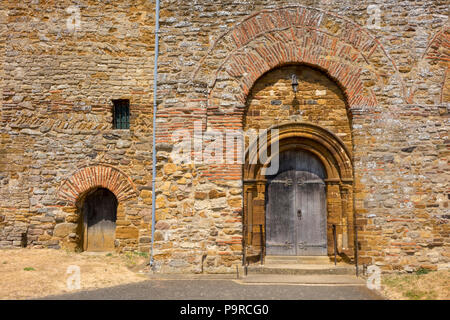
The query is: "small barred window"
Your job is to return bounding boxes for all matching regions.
[113,99,130,129]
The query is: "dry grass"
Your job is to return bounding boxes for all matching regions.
[0,248,150,300]
[381,269,450,300]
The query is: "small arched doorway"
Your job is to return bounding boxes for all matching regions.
[266,149,327,256]
[81,188,118,252]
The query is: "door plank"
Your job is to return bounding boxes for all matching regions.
[266,169,296,255]
[295,151,327,256]
[266,150,327,256]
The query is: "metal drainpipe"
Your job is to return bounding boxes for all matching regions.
[150,0,160,268]
[353,181,359,277]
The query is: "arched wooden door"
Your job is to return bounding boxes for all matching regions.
[82,188,117,252]
[265,150,327,256]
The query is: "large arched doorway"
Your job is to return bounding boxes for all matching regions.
[244,123,354,263]
[266,149,327,256]
[242,64,355,263]
[81,188,118,252]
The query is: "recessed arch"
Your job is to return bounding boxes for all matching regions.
[242,62,354,117]
[243,107,355,260]
[245,122,353,183]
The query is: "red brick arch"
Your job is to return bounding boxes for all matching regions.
[411,26,450,104]
[193,5,405,124]
[423,27,450,62]
[57,164,137,205]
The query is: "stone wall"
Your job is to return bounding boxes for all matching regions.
[352,104,448,271]
[0,0,448,273]
[0,0,156,252]
[244,65,351,148]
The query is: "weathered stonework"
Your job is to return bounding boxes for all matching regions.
[0,0,448,273]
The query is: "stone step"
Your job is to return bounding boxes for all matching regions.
[264,255,333,265]
[241,274,365,285]
[246,264,355,276]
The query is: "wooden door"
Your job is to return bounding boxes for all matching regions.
[266,150,327,256]
[83,188,117,252]
[265,169,296,255]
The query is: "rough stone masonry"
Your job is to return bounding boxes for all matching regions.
[0,0,448,274]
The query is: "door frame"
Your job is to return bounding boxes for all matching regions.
[243,122,354,261]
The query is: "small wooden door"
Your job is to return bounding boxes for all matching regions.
[83,188,117,252]
[266,150,327,256]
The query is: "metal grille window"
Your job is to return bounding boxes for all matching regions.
[113,99,130,129]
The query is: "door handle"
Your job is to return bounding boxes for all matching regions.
[297,209,302,219]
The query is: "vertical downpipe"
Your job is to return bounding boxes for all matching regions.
[150,0,160,268]
[353,181,359,277]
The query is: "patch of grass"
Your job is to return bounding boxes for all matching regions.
[403,289,426,300]
[23,267,35,271]
[2,261,7,264]
[124,251,148,258]
[403,289,437,300]
[381,269,448,300]
[106,253,113,257]
[134,251,148,258]
[382,273,413,288]
[0,248,148,299]
[415,268,432,275]
[122,251,149,268]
